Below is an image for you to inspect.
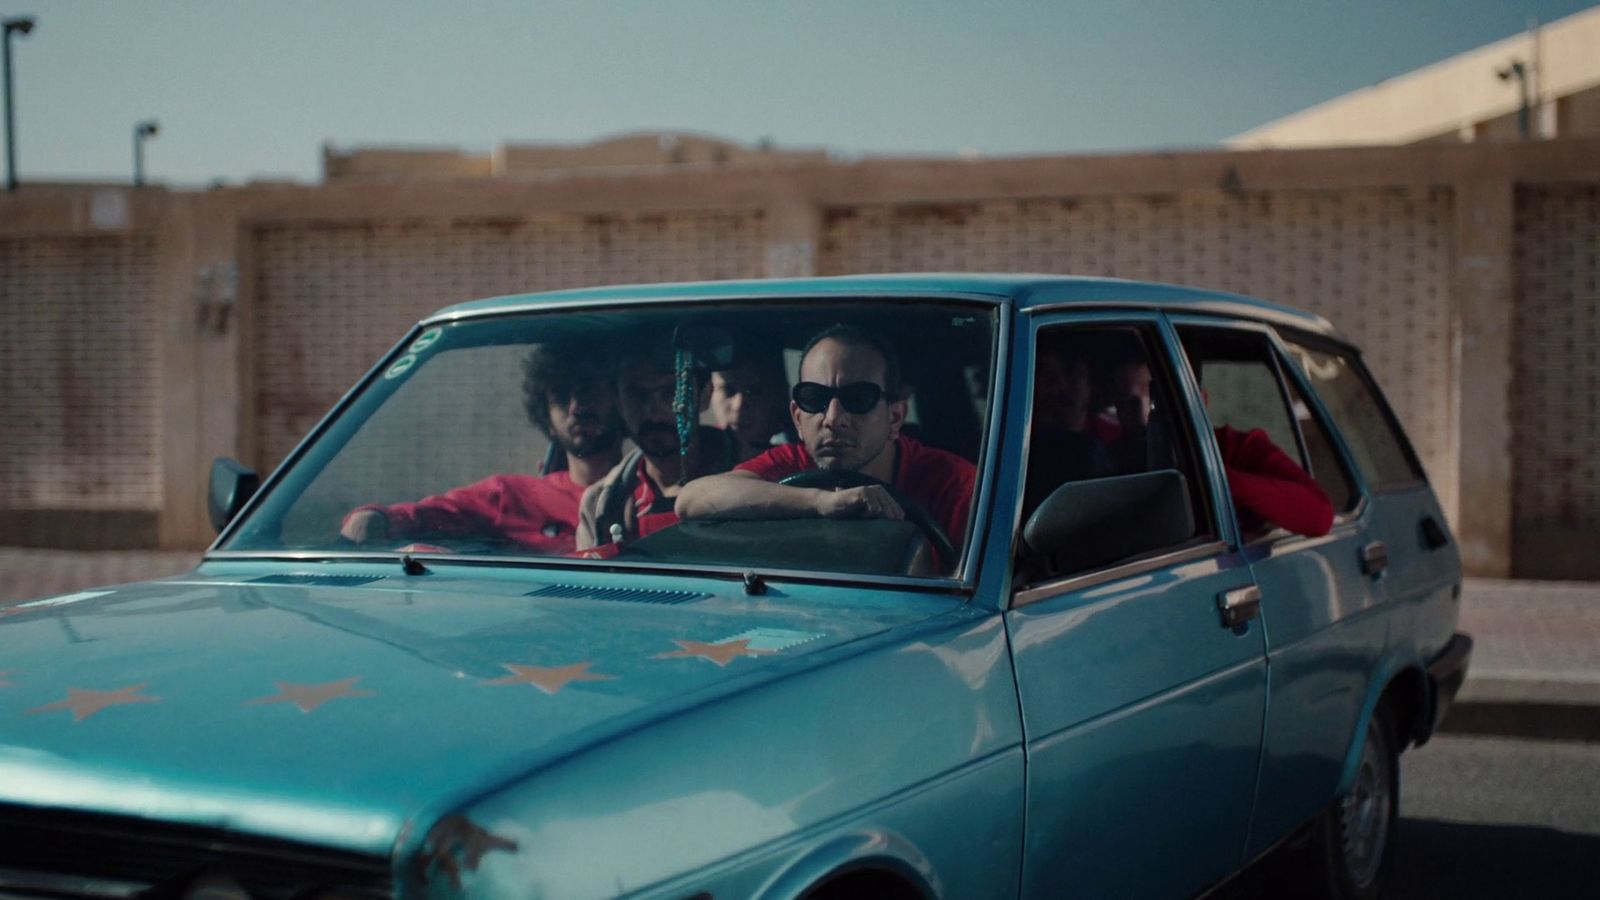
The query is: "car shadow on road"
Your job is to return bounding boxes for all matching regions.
[1388,818,1600,899]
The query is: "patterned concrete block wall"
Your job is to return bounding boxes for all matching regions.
[1513,185,1600,575]
[250,212,766,470]
[0,233,161,510]
[819,189,1458,515]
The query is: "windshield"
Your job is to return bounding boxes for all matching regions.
[221,299,998,579]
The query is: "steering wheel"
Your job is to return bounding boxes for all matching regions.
[779,469,957,568]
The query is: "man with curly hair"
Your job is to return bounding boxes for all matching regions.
[339,342,625,553]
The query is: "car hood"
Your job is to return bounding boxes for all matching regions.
[0,564,965,856]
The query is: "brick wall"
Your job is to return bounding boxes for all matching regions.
[0,234,161,508]
[250,212,766,469]
[820,190,1458,516]
[1513,185,1600,577]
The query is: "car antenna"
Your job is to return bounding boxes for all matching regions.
[742,570,767,596]
[402,554,429,576]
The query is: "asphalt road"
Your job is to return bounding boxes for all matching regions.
[1386,734,1600,899]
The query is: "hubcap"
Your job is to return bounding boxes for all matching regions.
[1339,723,1391,888]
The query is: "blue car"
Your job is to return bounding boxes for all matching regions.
[0,275,1469,899]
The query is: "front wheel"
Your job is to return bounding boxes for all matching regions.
[1310,707,1399,900]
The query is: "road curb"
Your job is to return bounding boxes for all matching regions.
[1438,676,1600,742]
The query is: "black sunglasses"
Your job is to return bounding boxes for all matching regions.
[792,381,887,415]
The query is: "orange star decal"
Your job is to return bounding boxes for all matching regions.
[246,676,374,713]
[653,638,773,667]
[28,683,160,722]
[482,662,615,695]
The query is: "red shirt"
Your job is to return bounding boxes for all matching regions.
[737,436,977,547]
[348,471,588,553]
[1216,426,1334,538]
[613,457,684,541]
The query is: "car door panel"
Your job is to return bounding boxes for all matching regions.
[1008,312,1266,899]
[1009,555,1267,898]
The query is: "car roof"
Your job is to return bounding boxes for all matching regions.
[427,273,1340,338]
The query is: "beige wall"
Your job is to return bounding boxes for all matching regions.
[2,140,1598,577]
[1230,6,1600,147]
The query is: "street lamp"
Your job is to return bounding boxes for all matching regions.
[1497,60,1531,139]
[3,15,35,193]
[133,119,159,187]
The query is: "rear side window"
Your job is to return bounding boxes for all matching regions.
[1281,372,1357,513]
[1283,342,1424,489]
[1177,325,1353,539]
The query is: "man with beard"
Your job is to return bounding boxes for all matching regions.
[339,343,624,554]
[574,342,739,551]
[675,325,976,561]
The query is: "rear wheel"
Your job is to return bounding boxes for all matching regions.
[1311,707,1399,900]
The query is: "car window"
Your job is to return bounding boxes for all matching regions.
[1015,323,1215,584]
[219,300,997,581]
[1282,341,1425,489]
[1177,325,1344,541]
[1280,370,1358,513]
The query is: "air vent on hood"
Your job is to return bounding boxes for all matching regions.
[525,584,708,605]
[250,573,386,587]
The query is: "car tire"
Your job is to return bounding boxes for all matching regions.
[1309,706,1399,900]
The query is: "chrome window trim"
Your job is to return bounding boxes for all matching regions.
[1012,541,1229,609]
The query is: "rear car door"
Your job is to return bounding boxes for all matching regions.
[1173,319,1391,856]
[1279,337,1464,703]
[1006,313,1267,898]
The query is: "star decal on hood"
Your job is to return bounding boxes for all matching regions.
[28,683,161,722]
[246,676,374,713]
[482,662,616,695]
[653,638,773,667]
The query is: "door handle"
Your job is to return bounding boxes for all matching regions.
[1217,585,1261,628]
[1360,541,1389,576]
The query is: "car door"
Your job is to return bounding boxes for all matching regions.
[1006,312,1267,899]
[1171,319,1379,856]
[1278,337,1463,659]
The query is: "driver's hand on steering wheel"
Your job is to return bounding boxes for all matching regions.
[340,510,390,544]
[818,485,905,521]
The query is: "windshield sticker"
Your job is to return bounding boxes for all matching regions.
[0,589,113,617]
[27,683,161,722]
[718,627,825,652]
[409,327,444,353]
[244,676,374,713]
[654,637,774,667]
[384,354,418,380]
[482,661,616,695]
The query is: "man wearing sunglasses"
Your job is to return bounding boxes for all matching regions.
[675,325,976,560]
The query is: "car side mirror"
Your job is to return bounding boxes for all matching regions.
[208,457,261,533]
[1022,470,1195,578]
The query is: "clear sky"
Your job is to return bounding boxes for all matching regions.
[5,0,1596,187]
